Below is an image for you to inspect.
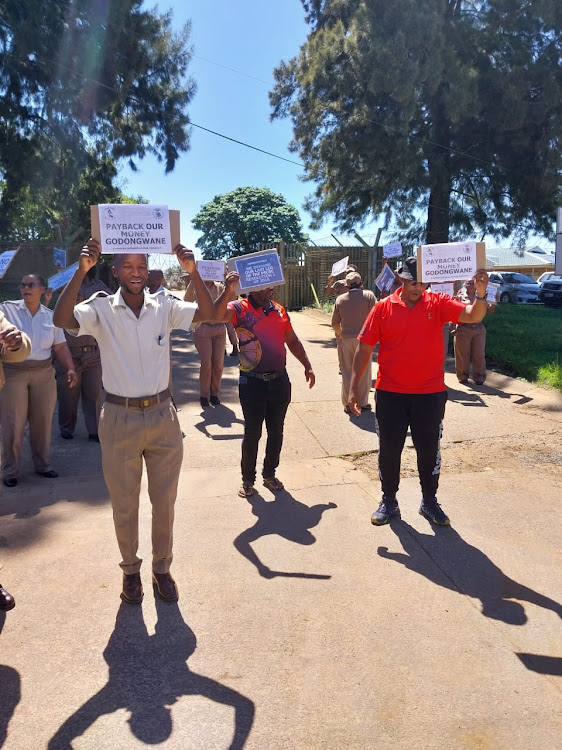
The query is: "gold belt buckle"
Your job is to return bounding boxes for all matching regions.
[142,399,150,407]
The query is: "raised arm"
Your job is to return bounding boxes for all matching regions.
[53,239,100,328]
[214,272,239,323]
[285,328,315,388]
[457,269,490,324]
[174,245,215,322]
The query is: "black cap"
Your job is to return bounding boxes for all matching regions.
[396,256,418,281]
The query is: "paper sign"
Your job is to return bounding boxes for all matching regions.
[93,204,172,254]
[53,247,66,270]
[197,260,225,282]
[48,262,79,291]
[418,241,485,283]
[374,264,396,292]
[0,250,18,279]
[331,256,349,277]
[431,281,455,297]
[382,242,402,259]
[486,283,498,303]
[229,250,285,292]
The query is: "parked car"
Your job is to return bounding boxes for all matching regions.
[537,271,558,287]
[538,276,562,307]
[487,271,541,304]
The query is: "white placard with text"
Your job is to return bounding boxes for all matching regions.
[431,281,455,297]
[382,241,402,259]
[197,260,226,282]
[420,241,478,283]
[0,250,18,279]
[331,256,349,277]
[98,204,172,253]
[49,262,79,291]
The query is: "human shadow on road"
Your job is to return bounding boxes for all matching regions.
[194,404,245,441]
[48,602,255,750]
[0,612,21,749]
[234,490,336,579]
[378,522,562,626]
[446,386,487,406]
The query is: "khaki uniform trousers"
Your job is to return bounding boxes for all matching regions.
[338,336,372,408]
[194,324,226,398]
[0,359,56,479]
[454,323,487,383]
[55,348,102,436]
[98,398,183,575]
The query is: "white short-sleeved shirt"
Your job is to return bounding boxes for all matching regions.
[0,300,65,360]
[69,289,197,397]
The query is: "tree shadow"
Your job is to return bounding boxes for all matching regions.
[0,612,21,749]
[48,602,254,749]
[377,522,562,626]
[234,490,336,579]
[194,404,245,441]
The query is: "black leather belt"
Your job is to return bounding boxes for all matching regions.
[69,345,98,352]
[458,323,483,330]
[105,388,170,408]
[242,371,283,382]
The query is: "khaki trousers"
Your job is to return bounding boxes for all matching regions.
[0,360,56,479]
[98,398,183,574]
[194,325,226,398]
[454,324,487,383]
[55,349,102,436]
[338,337,372,408]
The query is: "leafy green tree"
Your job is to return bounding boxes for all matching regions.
[192,187,308,259]
[270,1,562,245]
[0,0,196,237]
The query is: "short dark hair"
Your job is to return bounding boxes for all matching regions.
[22,273,46,287]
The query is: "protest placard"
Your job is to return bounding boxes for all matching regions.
[486,283,498,303]
[382,241,402,259]
[430,281,455,297]
[53,247,66,270]
[49,262,79,291]
[374,263,396,292]
[197,259,225,282]
[331,256,349,277]
[417,241,486,283]
[227,249,285,293]
[91,204,180,254]
[0,249,18,279]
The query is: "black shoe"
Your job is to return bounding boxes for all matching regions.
[371,497,401,525]
[0,584,15,611]
[200,397,210,408]
[361,404,372,411]
[60,430,74,440]
[419,498,450,526]
[3,477,17,488]
[36,470,58,479]
[152,572,179,602]
[210,395,220,406]
[121,573,143,604]
[89,434,100,442]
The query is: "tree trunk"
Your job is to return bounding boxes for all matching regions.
[426,103,452,245]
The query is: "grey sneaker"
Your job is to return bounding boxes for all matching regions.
[419,498,450,526]
[371,497,401,526]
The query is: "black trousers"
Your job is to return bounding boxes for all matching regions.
[239,370,291,484]
[375,389,447,501]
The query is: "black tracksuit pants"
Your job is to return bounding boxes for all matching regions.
[375,389,447,501]
[239,370,291,485]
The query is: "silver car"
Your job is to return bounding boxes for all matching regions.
[487,271,541,304]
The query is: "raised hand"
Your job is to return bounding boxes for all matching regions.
[174,245,196,275]
[79,239,101,273]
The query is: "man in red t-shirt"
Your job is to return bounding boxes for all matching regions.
[217,283,315,497]
[349,256,490,526]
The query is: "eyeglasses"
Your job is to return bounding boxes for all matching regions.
[19,282,40,289]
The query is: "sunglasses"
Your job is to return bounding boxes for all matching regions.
[19,282,40,289]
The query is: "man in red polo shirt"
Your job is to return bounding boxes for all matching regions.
[349,256,490,526]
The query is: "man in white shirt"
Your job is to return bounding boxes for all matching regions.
[54,240,231,605]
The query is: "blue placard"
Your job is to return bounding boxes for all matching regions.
[53,247,66,269]
[234,251,285,291]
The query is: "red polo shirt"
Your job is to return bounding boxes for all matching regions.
[228,297,292,373]
[358,288,466,393]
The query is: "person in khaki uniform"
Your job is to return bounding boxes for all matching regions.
[54,240,227,606]
[452,279,496,385]
[0,312,31,611]
[331,272,376,412]
[0,275,77,487]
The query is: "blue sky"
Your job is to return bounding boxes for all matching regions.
[120,1,377,259]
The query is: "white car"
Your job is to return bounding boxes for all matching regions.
[487,271,541,304]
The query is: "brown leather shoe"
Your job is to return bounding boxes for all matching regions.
[0,584,15,611]
[152,572,179,602]
[121,573,143,605]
